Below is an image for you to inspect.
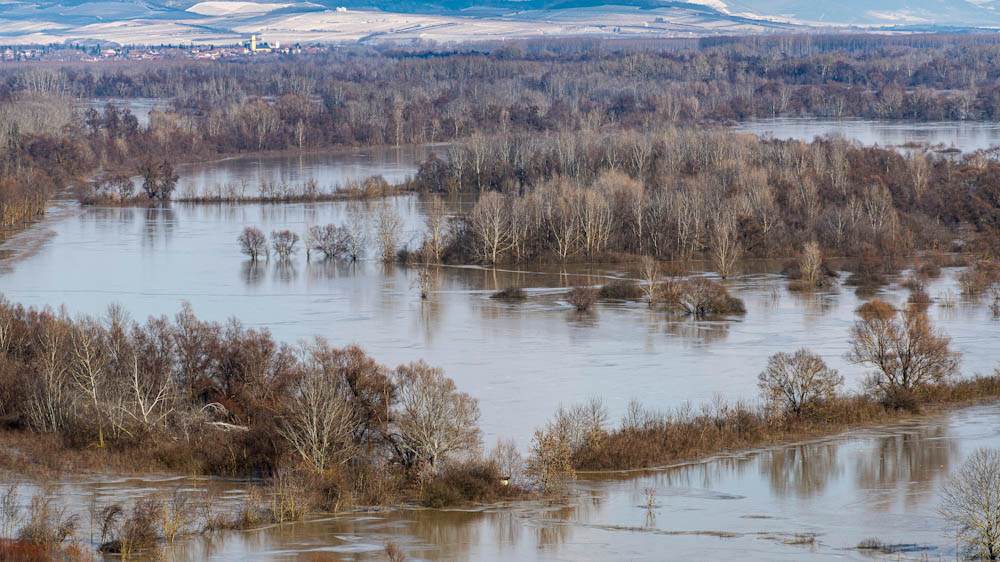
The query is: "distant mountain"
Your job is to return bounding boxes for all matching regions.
[703,0,1000,26]
[0,0,999,46]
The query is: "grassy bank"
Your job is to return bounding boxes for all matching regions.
[558,374,1000,473]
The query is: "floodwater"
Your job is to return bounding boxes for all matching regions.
[1,133,999,559]
[81,97,170,127]
[1,195,996,446]
[732,118,1000,152]
[17,404,1000,560]
[172,144,444,198]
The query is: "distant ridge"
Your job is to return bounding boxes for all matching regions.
[0,0,998,46]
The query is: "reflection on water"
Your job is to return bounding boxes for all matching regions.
[761,442,842,499]
[81,97,168,127]
[1,138,999,558]
[0,195,997,447]
[17,405,992,560]
[173,144,444,197]
[732,118,1000,152]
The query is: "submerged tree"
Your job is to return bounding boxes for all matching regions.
[138,160,178,200]
[238,227,267,262]
[271,230,299,260]
[374,203,403,264]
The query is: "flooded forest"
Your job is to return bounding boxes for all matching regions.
[1,33,1000,560]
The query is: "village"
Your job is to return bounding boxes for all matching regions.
[0,35,311,62]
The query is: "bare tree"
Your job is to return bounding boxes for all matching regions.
[115,325,177,438]
[278,357,359,472]
[639,256,660,307]
[540,182,579,261]
[374,203,403,263]
[391,361,480,470]
[848,299,961,401]
[412,263,436,300]
[345,212,368,262]
[138,160,178,200]
[526,417,575,492]
[470,192,515,264]
[709,210,742,279]
[309,224,350,260]
[26,313,71,433]
[68,317,109,447]
[238,227,267,262]
[271,230,299,260]
[757,349,843,415]
[423,195,449,263]
[577,189,612,257]
[799,241,824,287]
[940,448,1000,560]
[489,438,525,487]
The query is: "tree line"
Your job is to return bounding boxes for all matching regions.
[0,296,532,515]
[9,32,1000,241]
[409,129,999,267]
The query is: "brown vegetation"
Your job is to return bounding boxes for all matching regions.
[0,296,520,513]
[566,285,598,311]
[598,280,644,301]
[848,299,961,408]
[545,304,986,473]
[757,349,843,416]
[490,287,526,300]
[940,448,1000,560]
[238,226,267,262]
[656,277,746,317]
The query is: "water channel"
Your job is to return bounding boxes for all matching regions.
[2,118,1000,559]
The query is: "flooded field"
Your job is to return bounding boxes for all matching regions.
[172,144,444,197]
[731,118,1000,152]
[1,133,998,560]
[1,195,996,446]
[81,97,170,127]
[18,404,1000,559]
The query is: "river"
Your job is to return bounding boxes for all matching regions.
[1,124,999,559]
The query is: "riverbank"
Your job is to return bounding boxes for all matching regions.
[566,372,1000,474]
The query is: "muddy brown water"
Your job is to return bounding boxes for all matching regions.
[0,139,998,560]
[10,405,999,559]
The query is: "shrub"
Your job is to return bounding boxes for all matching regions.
[598,280,643,300]
[917,263,942,279]
[757,349,843,416]
[783,241,838,290]
[420,460,522,508]
[856,537,887,551]
[232,468,313,529]
[490,287,526,300]
[845,247,896,288]
[657,278,746,316]
[566,286,598,311]
[385,541,406,562]
[958,260,1000,297]
[526,422,575,492]
[17,494,77,549]
[97,499,159,556]
[907,286,931,311]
